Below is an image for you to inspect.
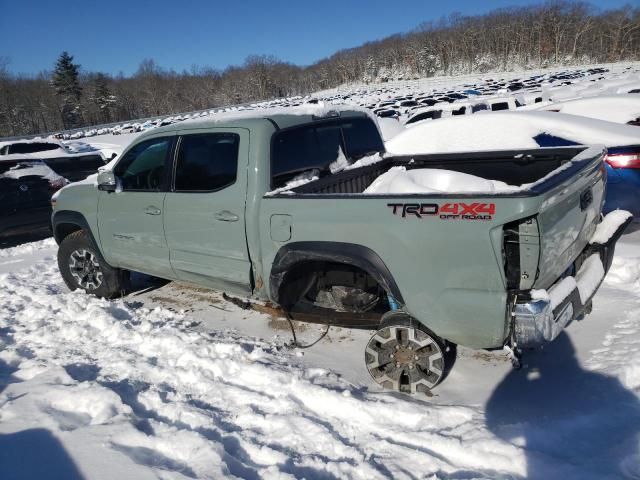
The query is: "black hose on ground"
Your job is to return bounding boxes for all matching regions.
[285,312,331,349]
[222,292,330,349]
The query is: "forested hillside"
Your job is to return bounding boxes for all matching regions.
[1,1,638,137]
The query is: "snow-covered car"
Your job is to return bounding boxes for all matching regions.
[0,139,107,182]
[389,111,640,218]
[537,94,640,125]
[0,140,62,155]
[0,159,67,237]
[485,96,522,111]
[404,102,489,125]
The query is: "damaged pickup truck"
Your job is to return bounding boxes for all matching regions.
[51,107,633,393]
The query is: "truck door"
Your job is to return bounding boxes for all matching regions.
[97,136,175,278]
[163,128,252,295]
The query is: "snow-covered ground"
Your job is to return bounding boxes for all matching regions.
[1,231,639,479]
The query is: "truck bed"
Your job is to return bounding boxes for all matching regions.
[291,147,590,196]
[261,145,606,347]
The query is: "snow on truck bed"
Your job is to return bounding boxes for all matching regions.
[364,166,519,194]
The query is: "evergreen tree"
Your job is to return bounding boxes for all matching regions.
[52,51,83,129]
[91,73,115,123]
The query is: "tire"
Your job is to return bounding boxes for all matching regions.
[57,230,127,298]
[365,311,456,394]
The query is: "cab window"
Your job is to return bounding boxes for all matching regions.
[174,133,240,192]
[115,138,171,191]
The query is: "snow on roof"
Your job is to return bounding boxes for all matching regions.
[385,111,640,155]
[537,95,640,124]
[0,138,61,149]
[0,138,101,161]
[174,103,373,130]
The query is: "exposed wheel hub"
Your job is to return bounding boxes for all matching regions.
[68,249,103,290]
[365,324,445,394]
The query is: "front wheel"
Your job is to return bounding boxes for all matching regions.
[57,230,127,298]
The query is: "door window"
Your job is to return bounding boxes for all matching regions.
[174,133,239,192]
[115,138,171,191]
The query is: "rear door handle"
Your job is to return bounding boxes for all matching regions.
[214,210,239,222]
[144,205,162,215]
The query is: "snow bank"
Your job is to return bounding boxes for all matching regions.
[605,256,640,287]
[589,250,640,393]
[0,237,56,259]
[363,166,519,194]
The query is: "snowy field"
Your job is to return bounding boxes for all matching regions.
[1,226,639,480]
[1,64,640,479]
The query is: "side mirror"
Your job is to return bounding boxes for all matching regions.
[97,171,117,192]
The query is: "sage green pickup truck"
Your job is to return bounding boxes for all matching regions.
[52,107,632,393]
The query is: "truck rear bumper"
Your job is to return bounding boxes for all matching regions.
[512,210,633,349]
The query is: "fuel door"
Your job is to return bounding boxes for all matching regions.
[270,214,292,242]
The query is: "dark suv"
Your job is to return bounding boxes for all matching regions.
[0,160,67,238]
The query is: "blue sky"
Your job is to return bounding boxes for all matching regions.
[1,0,633,76]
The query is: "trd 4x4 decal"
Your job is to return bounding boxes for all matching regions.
[387,202,496,221]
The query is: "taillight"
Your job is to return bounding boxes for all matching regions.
[605,153,640,169]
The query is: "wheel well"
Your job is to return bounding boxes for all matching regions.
[54,222,83,244]
[270,241,405,309]
[277,260,390,313]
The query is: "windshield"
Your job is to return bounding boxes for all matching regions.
[271,117,384,189]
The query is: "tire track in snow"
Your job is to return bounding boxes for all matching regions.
[588,255,640,392]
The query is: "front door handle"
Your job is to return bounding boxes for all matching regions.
[144,205,162,215]
[214,210,239,222]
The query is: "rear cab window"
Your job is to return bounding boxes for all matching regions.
[270,117,384,189]
[174,133,240,192]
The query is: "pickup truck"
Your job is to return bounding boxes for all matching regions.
[51,107,632,394]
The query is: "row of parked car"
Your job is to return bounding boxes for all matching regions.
[345,67,640,125]
[45,66,633,141]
